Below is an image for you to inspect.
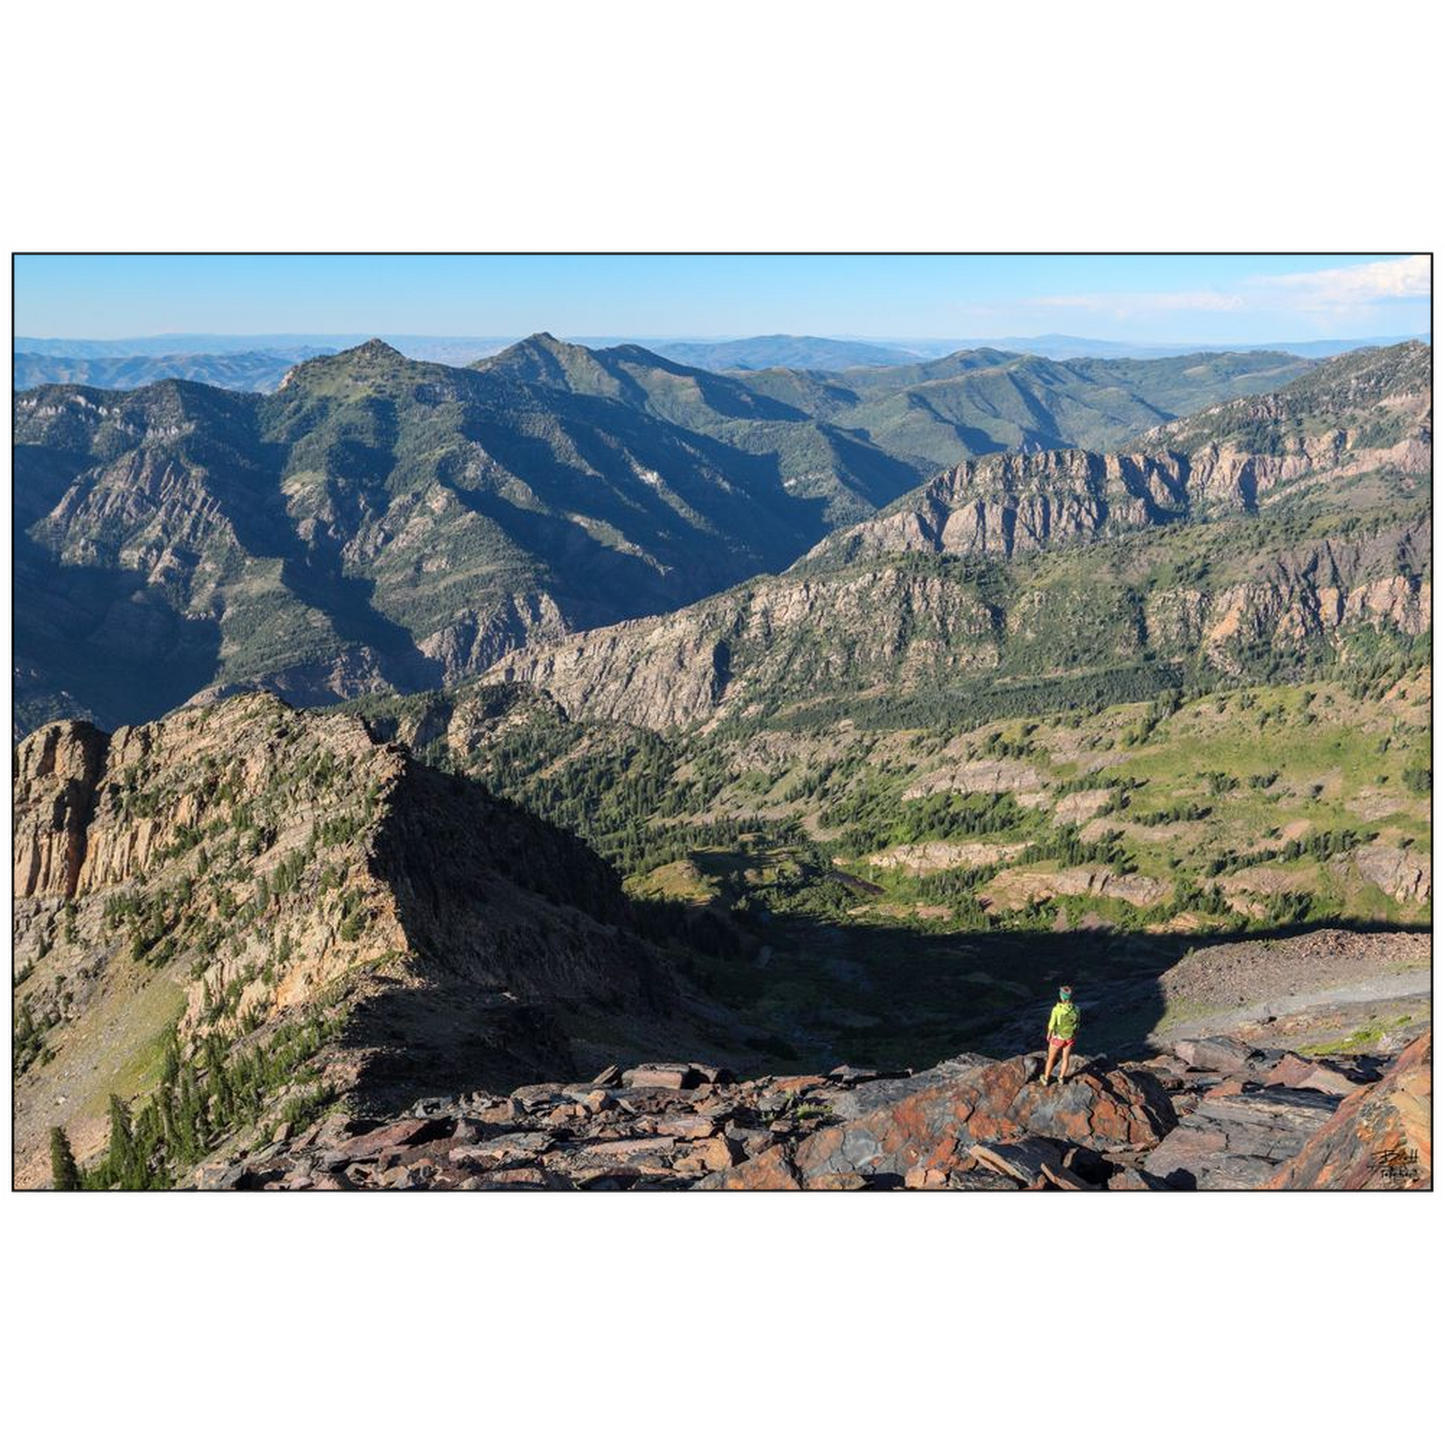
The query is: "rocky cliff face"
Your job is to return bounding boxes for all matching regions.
[12,692,671,1185]
[485,517,1428,731]
[13,720,108,898]
[488,567,1006,730]
[809,449,1193,564]
[811,344,1430,567]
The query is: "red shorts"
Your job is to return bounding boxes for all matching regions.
[1048,1035,1076,1050]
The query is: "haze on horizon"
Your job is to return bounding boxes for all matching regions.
[14,253,1431,347]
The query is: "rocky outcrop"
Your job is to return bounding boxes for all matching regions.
[979,865,1171,913]
[1266,1031,1431,1190]
[864,841,1029,875]
[809,449,1192,564]
[63,1005,1427,1190]
[488,567,1003,730]
[810,345,1430,567]
[417,592,575,681]
[12,692,672,1184]
[1346,844,1432,904]
[790,1054,1175,1181]
[13,719,108,897]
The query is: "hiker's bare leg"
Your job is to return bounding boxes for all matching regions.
[1058,1043,1073,1082]
[1042,1039,1061,1082]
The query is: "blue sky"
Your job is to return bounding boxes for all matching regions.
[14,253,1430,343]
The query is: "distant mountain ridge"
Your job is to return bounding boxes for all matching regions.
[11,335,1353,735]
[13,348,334,393]
[13,340,852,733]
[649,335,921,370]
[486,343,1432,730]
[900,333,1430,361]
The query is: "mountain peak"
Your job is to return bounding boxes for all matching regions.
[278,337,414,395]
[352,337,404,358]
[470,332,600,382]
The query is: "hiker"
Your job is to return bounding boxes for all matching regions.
[1041,985,1080,1085]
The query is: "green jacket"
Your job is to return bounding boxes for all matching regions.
[1047,1001,1080,1041]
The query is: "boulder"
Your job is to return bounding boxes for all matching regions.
[195,1162,251,1190]
[1106,1166,1172,1191]
[793,1054,1176,1182]
[903,1166,952,1189]
[683,1136,743,1173]
[804,1172,870,1190]
[692,1144,801,1190]
[1267,1031,1431,1189]
[689,1063,734,1085]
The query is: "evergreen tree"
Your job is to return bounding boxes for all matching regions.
[50,1126,83,1191]
[106,1094,136,1188]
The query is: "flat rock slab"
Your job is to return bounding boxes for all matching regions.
[1143,1085,1339,1189]
[1173,1037,1283,1079]
[320,1116,452,1166]
[1106,1166,1173,1191]
[650,1117,718,1140]
[944,1170,1022,1191]
[970,1138,1066,1186]
[449,1132,556,1166]
[829,1053,996,1121]
[827,1065,907,1086]
[622,1065,703,1090]
[1262,1052,1366,1097]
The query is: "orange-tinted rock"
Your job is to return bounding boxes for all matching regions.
[804,1172,869,1190]
[692,1143,801,1190]
[1262,1053,1364,1098]
[793,1055,1175,1182]
[1267,1031,1431,1190]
